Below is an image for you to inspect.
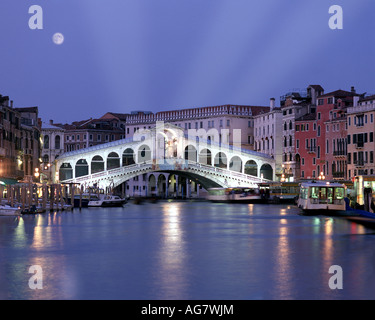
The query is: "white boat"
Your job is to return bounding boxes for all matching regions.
[88,195,127,207]
[206,187,262,203]
[0,205,22,216]
[297,181,347,214]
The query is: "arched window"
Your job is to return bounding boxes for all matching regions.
[55,135,61,150]
[44,135,49,149]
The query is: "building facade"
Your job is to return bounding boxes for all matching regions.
[281,85,324,181]
[347,94,375,178]
[253,98,283,178]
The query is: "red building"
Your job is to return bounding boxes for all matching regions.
[295,88,360,180]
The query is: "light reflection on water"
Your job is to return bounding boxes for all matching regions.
[0,202,375,300]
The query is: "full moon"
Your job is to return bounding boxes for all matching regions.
[52,33,64,45]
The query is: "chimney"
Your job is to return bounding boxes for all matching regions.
[49,119,53,125]
[351,86,356,93]
[270,98,275,110]
[10,100,13,108]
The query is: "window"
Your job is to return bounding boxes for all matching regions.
[370,132,374,142]
[89,134,93,141]
[44,135,49,149]
[227,120,230,127]
[318,112,321,120]
[318,99,324,105]
[328,97,333,104]
[97,134,101,141]
[317,126,321,137]
[55,135,61,150]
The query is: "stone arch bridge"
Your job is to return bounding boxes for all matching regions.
[55,123,275,191]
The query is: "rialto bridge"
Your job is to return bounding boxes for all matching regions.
[55,123,276,193]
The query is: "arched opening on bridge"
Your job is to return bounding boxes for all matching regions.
[138,145,151,163]
[59,163,73,181]
[214,152,227,169]
[199,149,212,165]
[107,152,120,170]
[157,174,166,197]
[260,164,273,180]
[184,145,197,162]
[123,148,135,166]
[75,159,89,178]
[245,160,258,177]
[91,155,104,174]
[229,156,242,173]
[148,174,156,196]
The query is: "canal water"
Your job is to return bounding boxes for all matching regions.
[0,200,375,300]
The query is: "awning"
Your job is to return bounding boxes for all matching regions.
[0,178,19,186]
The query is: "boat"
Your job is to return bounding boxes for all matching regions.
[297,181,347,214]
[206,187,262,203]
[71,193,100,208]
[0,205,22,216]
[88,195,127,207]
[259,182,300,203]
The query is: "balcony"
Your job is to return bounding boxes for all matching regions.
[306,147,316,153]
[353,160,365,167]
[355,142,364,149]
[332,171,345,178]
[333,150,346,157]
[347,103,375,114]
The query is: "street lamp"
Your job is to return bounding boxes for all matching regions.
[318,171,325,180]
[34,167,40,182]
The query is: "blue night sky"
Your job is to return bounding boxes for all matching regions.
[0,0,374,123]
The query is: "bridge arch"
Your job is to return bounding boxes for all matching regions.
[260,163,273,180]
[91,155,105,174]
[123,148,136,166]
[138,144,152,163]
[75,159,89,178]
[59,163,73,181]
[229,156,242,173]
[184,145,197,162]
[214,152,227,169]
[148,174,157,195]
[199,148,212,165]
[245,160,258,177]
[107,152,120,170]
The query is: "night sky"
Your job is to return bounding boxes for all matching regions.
[0,0,374,123]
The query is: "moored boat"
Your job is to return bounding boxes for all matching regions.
[88,195,127,207]
[297,181,347,214]
[0,205,22,216]
[206,187,262,203]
